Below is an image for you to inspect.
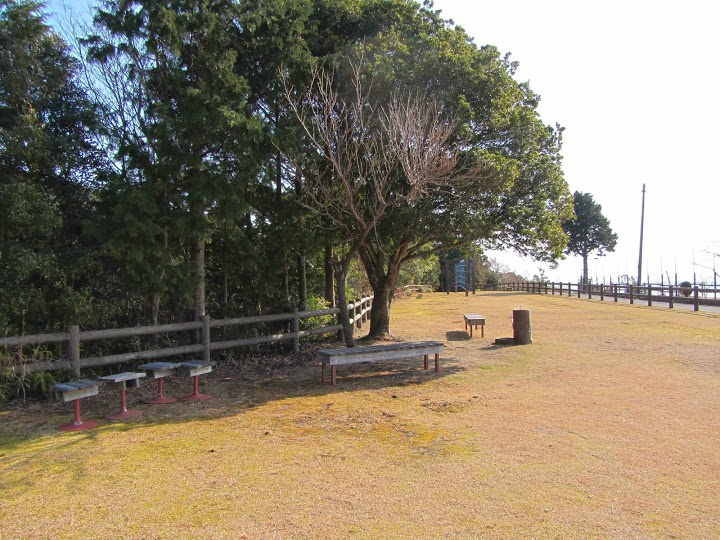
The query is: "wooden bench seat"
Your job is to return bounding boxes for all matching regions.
[316,341,444,385]
[463,313,486,338]
[52,379,100,431]
[98,372,146,420]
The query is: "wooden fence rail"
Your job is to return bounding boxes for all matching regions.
[505,282,720,312]
[2,297,373,376]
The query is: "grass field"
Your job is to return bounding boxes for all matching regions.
[1,291,719,539]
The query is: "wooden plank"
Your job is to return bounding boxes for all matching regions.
[81,344,203,368]
[317,342,444,366]
[318,341,443,358]
[0,332,68,347]
[209,313,294,328]
[138,362,181,378]
[179,360,215,377]
[98,372,146,384]
[52,380,98,402]
[80,321,202,341]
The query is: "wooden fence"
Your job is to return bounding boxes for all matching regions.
[505,282,720,312]
[1,297,373,376]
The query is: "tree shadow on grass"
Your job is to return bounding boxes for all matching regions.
[0,353,466,448]
[445,331,471,341]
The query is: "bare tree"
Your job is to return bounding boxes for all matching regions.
[283,55,478,342]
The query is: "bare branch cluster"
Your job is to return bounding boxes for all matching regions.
[282,54,481,252]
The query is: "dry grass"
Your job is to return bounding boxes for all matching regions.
[1,291,719,539]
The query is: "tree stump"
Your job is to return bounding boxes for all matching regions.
[512,309,532,345]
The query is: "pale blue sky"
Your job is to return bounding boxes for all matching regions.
[435,0,720,284]
[45,0,720,284]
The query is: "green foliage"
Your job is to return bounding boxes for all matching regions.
[563,191,618,284]
[399,255,439,288]
[300,295,334,331]
[0,0,109,334]
[679,281,693,297]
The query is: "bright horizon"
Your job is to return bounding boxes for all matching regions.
[434,0,719,285]
[46,0,720,285]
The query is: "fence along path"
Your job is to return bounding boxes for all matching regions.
[1,297,373,376]
[506,282,720,313]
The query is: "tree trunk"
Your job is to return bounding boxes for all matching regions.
[335,264,354,347]
[283,256,289,304]
[195,238,206,321]
[297,253,307,311]
[513,309,532,345]
[369,281,393,337]
[194,237,206,343]
[324,245,335,307]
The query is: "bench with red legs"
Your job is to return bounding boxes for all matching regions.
[179,360,216,401]
[98,372,147,420]
[138,362,180,404]
[52,379,100,431]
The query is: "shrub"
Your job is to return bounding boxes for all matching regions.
[679,281,693,297]
[301,295,335,331]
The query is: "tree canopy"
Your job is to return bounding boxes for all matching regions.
[1,0,573,347]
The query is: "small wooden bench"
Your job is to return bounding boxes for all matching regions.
[138,362,181,404]
[316,341,445,386]
[98,372,146,420]
[52,379,100,431]
[178,360,216,401]
[463,313,486,338]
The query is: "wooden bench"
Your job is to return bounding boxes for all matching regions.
[52,379,100,431]
[138,362,181,404]
[463,313,486,338]
[316,341,445,386]
[98,372,146,420]
[178,360,216,401]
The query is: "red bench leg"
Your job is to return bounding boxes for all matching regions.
[145,378,176,404]
[181,375,211,401]
[58,399,99,432]
[331,365,336,386]
[424,355,429,370]
[107,386,142,420]
[434,353,440,372]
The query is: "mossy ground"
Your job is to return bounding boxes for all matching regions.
[1,291,719,538]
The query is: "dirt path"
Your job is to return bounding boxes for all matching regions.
[1,292,719,538]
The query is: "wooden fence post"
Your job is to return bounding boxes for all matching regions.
[614,284,618,303]
[202,314,211,362]
[629,285,634,304]
[669,285,674,308]
[587,283,592,299]
[577,283,580,299]
[291,308,300,354]
[647,284,652,306]
[694,287,699,311]
[600,284,604,302]
[68,325,80,376]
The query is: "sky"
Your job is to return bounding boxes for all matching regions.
[433,0,720,284]
[44,0,720,285]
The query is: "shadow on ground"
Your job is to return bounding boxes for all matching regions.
[0,351,466,448]
[445,331,471,341]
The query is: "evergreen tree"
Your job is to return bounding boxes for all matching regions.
[0,0,104,333]
[563,191,618,284]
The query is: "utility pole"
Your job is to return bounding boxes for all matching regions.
[637,184,646,286]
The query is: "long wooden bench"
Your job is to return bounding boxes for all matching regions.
[316,341,445,386]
